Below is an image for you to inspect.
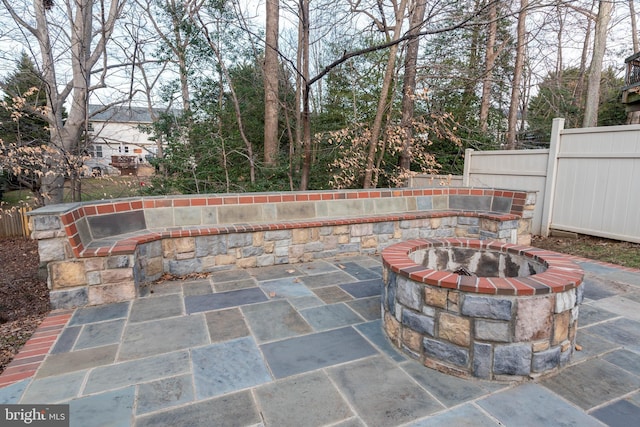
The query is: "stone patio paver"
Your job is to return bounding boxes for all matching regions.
[134,390,261,427]
[312,285,354,303]
[354,320,407,362]
[184,287,268,313]
[477,383,603,426]
[2,255,639,426]
[407,404,499,427]
[299,271,358,288]
[83,350,190,395]
[328,356,444,427]
[261,326,377,379]
[346,296,382,320]
[299,303,364,331]
[577,304,619,327]
[340,278,382,298]
[117,315,208,361]
[591,295,640,322]
[35,344,118,378]
[259,277,315,298]
[191,337,271,399]
[204,308,250,342]
[50,326,81,354]
[73,319,126,350]
[591,399,640,427]
[399,360,496,407]
[241,299,312,342]
[539,358,640,409]
[254,371,353,427]
[20,370,86,403]
[128,294,184,323]
[135,374,195,415]
[68,302,130,326]
[581,317,640,353]
[69,387,135,427]
[338,261,381,280]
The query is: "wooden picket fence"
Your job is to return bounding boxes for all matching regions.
[0,206,32,238]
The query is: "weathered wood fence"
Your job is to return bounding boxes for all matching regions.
[0,207,32,238]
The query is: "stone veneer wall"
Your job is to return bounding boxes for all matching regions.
[28,188,536,309]
[381,239,584,380]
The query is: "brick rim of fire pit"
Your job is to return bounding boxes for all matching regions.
[381,238,583,296]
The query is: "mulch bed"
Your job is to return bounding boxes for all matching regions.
[0,238,49,374]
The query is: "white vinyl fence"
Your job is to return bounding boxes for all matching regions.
[412,118,640,243]
[544,121,640,243]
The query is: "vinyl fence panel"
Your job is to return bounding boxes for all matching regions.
[462,149,549,235]
[549,125,640,243]
[411,120,640,243]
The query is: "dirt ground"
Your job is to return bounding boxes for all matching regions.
[0,238,49,373]
[0,233,639,375]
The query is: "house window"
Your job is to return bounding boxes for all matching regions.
[95,145,103,158]
[124,146,130,154]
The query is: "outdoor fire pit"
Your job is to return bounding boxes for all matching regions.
[381,238,584,380]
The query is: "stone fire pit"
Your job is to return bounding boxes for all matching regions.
[381,238,584,380]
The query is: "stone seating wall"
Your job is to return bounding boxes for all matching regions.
[28,188,536,309]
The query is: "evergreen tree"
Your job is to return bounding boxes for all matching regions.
[0,53,49,146]
[0,53,50,196]
[528,67,626,142]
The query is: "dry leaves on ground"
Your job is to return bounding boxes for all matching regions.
[0,238,49,374]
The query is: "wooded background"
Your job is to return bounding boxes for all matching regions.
[0,0,636,204]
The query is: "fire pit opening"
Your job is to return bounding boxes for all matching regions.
[409,245,547,278]
[382,238,584,380]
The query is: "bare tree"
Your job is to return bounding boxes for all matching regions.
[2,0,125,204]
[631,0,639,51]
[583,0,612,127]
[134,0,208,113]
[479,0,499,132]
[362,0,408,189]
[628,0,640,124]
[194,11,256,183]
[299,0,312,190]
[264,0,280,167]
[399,0,427,172]
[506,0,527,149]
[574,3,594,105]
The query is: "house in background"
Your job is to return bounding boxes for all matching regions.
[623,52,640,112]
[87,104,175,175]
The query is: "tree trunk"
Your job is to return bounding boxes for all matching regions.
[576,8,592,105]
[264,0,280,166]
[506,0,527,149]
[627,0,640,124]
[168,0,191,113]
[363,0,408,189]
[479,1,498,132]
[555,3,564,85]
[583,0,612,128]
[631,0,639,51]
[299,0,312,190]
[399,0,427,172]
